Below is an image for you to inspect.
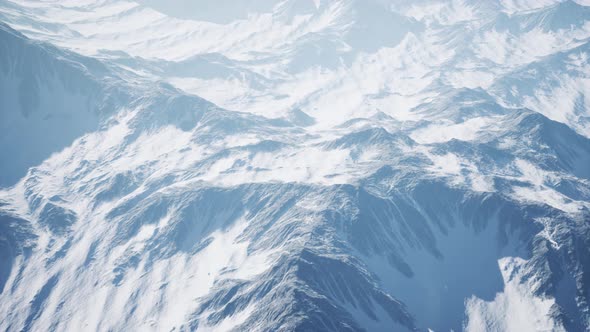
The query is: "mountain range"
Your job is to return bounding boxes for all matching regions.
[1,0,590,331]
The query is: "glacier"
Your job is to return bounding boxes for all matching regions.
[0,0,590,331]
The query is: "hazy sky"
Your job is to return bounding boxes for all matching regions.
[137,0,279,23]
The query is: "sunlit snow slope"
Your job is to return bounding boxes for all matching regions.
[1,0,590,331]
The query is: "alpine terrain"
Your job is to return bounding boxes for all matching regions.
[1,0,590,331]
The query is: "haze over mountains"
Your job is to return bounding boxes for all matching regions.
[1,0,590,331]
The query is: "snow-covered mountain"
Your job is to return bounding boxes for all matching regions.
[1,0,590,331]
